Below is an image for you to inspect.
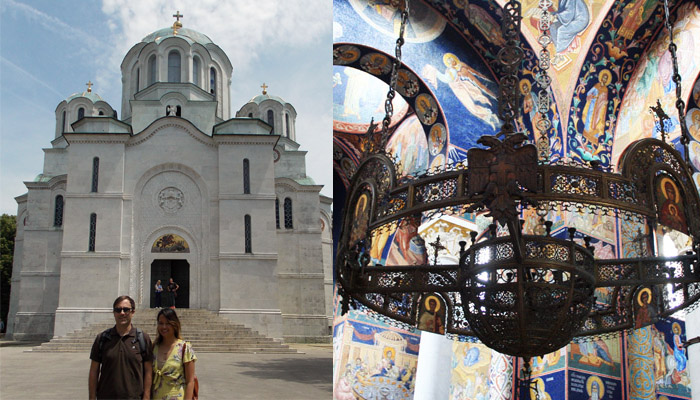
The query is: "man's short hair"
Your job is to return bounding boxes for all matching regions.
[113,295,135,310]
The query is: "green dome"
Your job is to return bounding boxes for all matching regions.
[142,27,213,46]
[249,93,288,105]
[66,91,103,103]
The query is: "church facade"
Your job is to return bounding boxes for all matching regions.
[7,23,332,342]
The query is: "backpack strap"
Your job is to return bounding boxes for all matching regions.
[97,328,114,362]
[134,328,148,360]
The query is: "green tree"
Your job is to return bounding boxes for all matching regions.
[1,214,16,328]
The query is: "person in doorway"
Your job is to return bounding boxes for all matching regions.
[154,280,163,308]
[152,308,197,400]
[166,278,179,308]
[89,295,153,400]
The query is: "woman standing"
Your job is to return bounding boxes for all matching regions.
[154,280,163,308]
[152,308,197,399]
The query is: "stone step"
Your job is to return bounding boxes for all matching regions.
[31,309,296,354]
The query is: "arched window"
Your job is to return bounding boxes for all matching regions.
[248,113,253,118]
[98,110,104,116]
[135,68,139,92]
[284,198,293,229]
[275,198,280,229]
[113,110,118,119]
[168,50,181,82]
[148,54,157,85]
[193,57,200,87]
[88,213,97,251]
[91,157,99,192]
[244,215,252,253]
[176,105,181,117]
[285,113,290,137]
[267,110,274,133]
[210,67,216,95]
[78,107,85,120]
[243,159,250,194]
[62,111,66,133]
[54,195,64,227]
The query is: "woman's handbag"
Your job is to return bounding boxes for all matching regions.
[181,343,199,399]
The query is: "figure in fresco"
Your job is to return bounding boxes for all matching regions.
[656,177,688,234]
[634,287,657,329]
[334,370,355,400]
[417,295,445,334]
[672,322,687,374]
[586,376,604,400]
[550,0,590,54]
[530,378,551,400]
[617,0,659,46]
[577,338,614,368]
[386,216,427,265]
[422,53,499,129]
[582,69,611,145]
[350,192,370,244]
[653,329,668,384]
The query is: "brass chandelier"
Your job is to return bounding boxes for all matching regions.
[335,0,700,360]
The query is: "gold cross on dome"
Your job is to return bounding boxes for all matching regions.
[173,11,183,22]
[261,83,268,95]
[86,80,93,93]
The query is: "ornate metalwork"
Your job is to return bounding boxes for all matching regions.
[336,0,700,361]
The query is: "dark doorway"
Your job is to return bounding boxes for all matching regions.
[150,259,190,308]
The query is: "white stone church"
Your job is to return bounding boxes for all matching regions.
[7,21,333,343]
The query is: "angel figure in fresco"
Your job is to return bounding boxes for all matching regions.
[656,177,688,234]
[422,53,499,129]
[582,69,611,145]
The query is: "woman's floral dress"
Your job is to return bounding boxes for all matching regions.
[152,339,197,399]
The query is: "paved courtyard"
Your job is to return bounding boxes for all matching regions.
[0,341,332,399]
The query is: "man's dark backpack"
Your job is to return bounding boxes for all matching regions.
[97,327,148,361]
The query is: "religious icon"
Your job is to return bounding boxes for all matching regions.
[349,192,371,244]
[586,375,605,400]
[414,94,438,125]
[655,176,688,234]
[429,123,446,156]
[634,287,657,329]
[417,294,445,334]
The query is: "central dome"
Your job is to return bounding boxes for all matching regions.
[141,27,213,45]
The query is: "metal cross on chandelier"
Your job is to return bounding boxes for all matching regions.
[335,0,700,361]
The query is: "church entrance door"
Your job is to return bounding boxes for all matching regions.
[150,260,190,308]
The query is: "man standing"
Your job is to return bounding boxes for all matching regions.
[89,295,153,400]
[166,278,179,308]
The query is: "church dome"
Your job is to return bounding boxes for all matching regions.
[66,90,103,103]
[237,86,297,141]
[140,27,213,46]
[248,93,289,105]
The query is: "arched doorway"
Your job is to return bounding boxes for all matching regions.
[151,259,190,308]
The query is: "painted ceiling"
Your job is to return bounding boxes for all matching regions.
[333,0,700,196]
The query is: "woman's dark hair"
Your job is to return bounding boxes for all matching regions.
[155,307,182,345]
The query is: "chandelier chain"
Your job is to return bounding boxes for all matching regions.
[381,0,410,148]
[536,0,553,162]
[662,0,691,165]
[497,0,524,134]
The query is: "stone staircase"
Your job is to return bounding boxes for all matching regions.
[31,309,297,353]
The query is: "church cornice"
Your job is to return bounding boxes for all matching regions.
[216,253,278,260]
[61,251,124,258]
[64,193,127,199]
[63,133,130,145]
[275,178,324,193]
[218,194,276,200]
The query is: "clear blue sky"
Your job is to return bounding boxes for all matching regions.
[0,0,332,215]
